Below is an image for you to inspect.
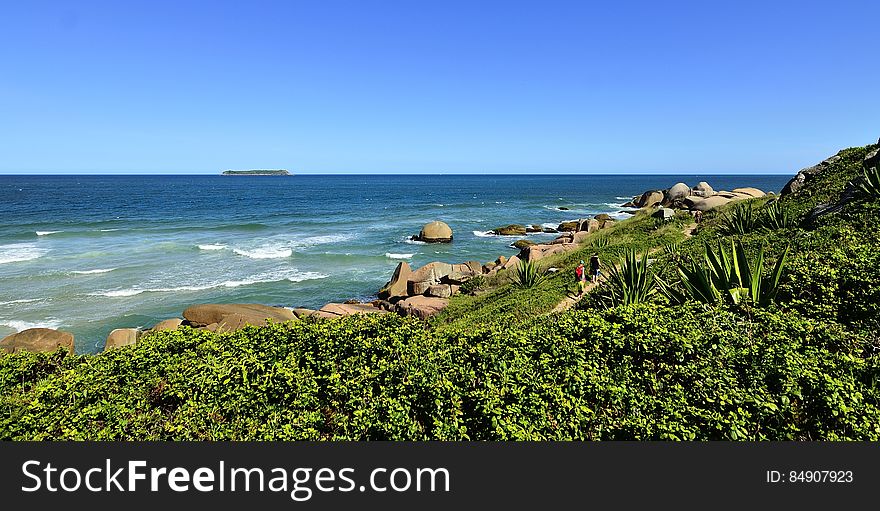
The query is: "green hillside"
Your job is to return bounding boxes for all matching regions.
[2,141,879,440]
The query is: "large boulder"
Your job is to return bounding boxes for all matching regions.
[378,261,412,300]
[492,224,527,236]
[501,255,521,271]
[692,182,714,197]
[525,244,567,262]
[572,231,591,244]
[731,187,765,198]
[635,190,664,208]
[526,224,543,233]
[414,221,453,243]
[688,196,733,212]
[1,328,74,354]
[182,303,296,328]
[318,303,387,317]
[425,284,455,299]
[395,296,449,319]
[151,318,183,332]
[407,261,454,296]
[104,328,141,350]
[664,183,691,205]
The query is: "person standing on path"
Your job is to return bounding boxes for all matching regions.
[575,260,588,295]
[589,254,601,284]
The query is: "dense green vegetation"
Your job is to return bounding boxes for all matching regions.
[2,142,878,440]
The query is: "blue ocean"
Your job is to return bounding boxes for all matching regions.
[0,174,790,353]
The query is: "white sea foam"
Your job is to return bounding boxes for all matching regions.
[402,238,426,245]
[541,223,558,230]
[0,299,41,306]
[71,268,115,275]
[616,196,633,200]
[0,243,49,264]
[98,229,121,232]
[385,253,414,259]
[0,319,62,332]
[93,269,328,297]
[296,233,354,246]
[233,246,292,259]
[198,244,227,251]
[473,230,496,238]
[35,231,62,236]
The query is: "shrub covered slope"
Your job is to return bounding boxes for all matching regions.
[2,141,878,440]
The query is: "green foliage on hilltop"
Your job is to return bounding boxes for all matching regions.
[1,140,879,441]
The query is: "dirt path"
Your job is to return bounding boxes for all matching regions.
[548,221,698,314]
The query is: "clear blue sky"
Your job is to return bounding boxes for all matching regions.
[1,0,877,174]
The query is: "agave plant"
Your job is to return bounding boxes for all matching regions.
[663,242,681,255]
[659,240,790,307]
[854,165,880,198]
[604,249,655,307]
[760,200,795,230]
[592,237,610,248]
[511,259,545,289]
[721,203,757,235]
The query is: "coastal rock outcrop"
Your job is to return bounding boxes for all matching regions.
[0,328,75,354]
[731,187,765,198]
[182,303,296,330]
[407,261,454,295]
[413,221,453,243]
[378,262,412,300]
[664,183,691,205]
[688,195,733,212]
[104,328,141,350]
[635,190,664,208]
[692,181,714,197]
[395,296,449,319]
[318,303,388,317]
[151,318,183,332]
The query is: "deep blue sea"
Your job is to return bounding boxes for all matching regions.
[0,174,790,353]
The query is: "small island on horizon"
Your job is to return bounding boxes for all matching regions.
[221,169,291,176]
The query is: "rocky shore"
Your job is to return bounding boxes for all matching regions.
[0,177,779,355]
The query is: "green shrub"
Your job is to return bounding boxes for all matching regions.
[459,275,486,295]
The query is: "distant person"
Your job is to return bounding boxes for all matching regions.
[575,260,588,295]
[589,255,601,284]
[694,210,703,223]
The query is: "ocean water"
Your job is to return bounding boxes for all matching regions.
[0,174,790,353]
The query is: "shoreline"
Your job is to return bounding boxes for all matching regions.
[1,177,777,354]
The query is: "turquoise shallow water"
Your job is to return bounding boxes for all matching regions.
[0,174,790,353]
